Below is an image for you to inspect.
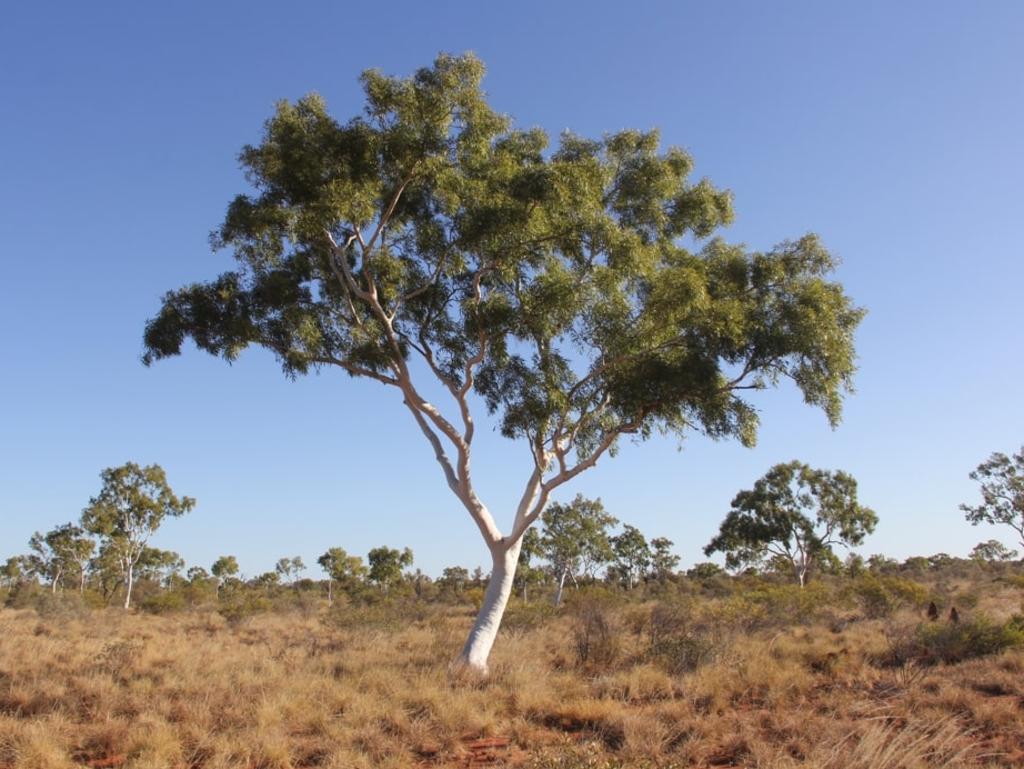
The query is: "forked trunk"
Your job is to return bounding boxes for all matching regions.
[456,541,522,672]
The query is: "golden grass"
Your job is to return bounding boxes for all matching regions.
[0,591,1021,768]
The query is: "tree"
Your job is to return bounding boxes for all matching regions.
[686,562,723,581]
[211,555,240,595]
[970,540,1018,564]
[80,462,195,609]
[514,526,545,601]
[539,495,617,605]
[142,54,864,671]
[367,546,413,593]
[960,448,1024,549]
[438,565,470,596]
[317,547,367,604]
[137,547,185,586]
[275,556,305,584]
[704,461,876,587]
[1,556,26,588]
[649,536,680,582]
[610,524,652,589]
[26,524,94,594]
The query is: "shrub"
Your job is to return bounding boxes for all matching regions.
[849,574,928,619]
[883,614,1024,667]
[914,615,1024,664]
[572,601,619,671]
[646,602,724,674]
[502,601,558,633]
[217,590,272,625]
[140,590,187,614]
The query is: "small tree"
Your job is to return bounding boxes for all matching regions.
[27,530,64,593]
[514,526,545,601]
[610,524,652,589]
[960,448,1024,549]
[367,546,413,593]
[275,556,306,585]
[211,555,240,595]
[704,461,876,587]
[540,495,617,605]
[317,547,367,604]
[970,540,1018,564]
[80,462,195,609]
[438,566,470,597]
[649,536,680,582]
[1,556,26,588]
[137,547,185,587]
[142,54,864,671]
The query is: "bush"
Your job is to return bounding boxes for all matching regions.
[502,601,558,633]
[140,590,187,614]
[883,614,1024,667]
[217,590,272,625]
[848,574,928,619]
[646,602,724,674]
[572,601,619,671]
[913,615,1024,664]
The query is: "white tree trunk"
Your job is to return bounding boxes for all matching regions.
[457,541,521,672]
[124,563,134,610]
[554,567,568,607]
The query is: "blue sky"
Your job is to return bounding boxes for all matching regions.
[2,1,1022,578]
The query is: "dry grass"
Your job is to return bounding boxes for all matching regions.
[0,586,1022,768]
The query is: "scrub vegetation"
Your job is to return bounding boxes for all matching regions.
[1,556,1023,769]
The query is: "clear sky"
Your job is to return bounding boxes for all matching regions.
[1,1,1022,579]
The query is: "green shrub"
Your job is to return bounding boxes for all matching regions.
[140,590,187,614]
[217,590,272,625]
[849,574,928,619]
[914,615,1024,664]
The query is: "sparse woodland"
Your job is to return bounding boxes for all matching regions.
[3,50,1024,769]
[1,556,1023,769]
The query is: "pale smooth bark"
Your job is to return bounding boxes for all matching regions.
[124,562,134,610]
[457,540,522,671]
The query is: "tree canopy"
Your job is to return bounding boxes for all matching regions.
[141,53,864,669]
[81,462,195,609]
[704,461,876,586]
[960,447,1024,548]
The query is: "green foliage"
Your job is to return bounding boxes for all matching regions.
[211,555,239,580]
[609,525,651,589]
[144,53,863,496]
[217,589,272,625]
[848,573,928,619]
[140,589,187,614]
[896,615,1024,665]
[970,539,1018,563]
[649,537,680,581]
[540,495,618,592]
[275,556,306,583]
[81,463,195,543]
[705,461,876,586]
[317,547,367,599]
[686,562,724,581]
[960,447,1024,547]
[367,546,413,591]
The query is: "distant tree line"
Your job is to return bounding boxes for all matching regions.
[3,450,1021,613]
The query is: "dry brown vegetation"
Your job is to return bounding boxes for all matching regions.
[1,573,1022,769]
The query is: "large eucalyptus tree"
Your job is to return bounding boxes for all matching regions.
[143,54,863,670]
